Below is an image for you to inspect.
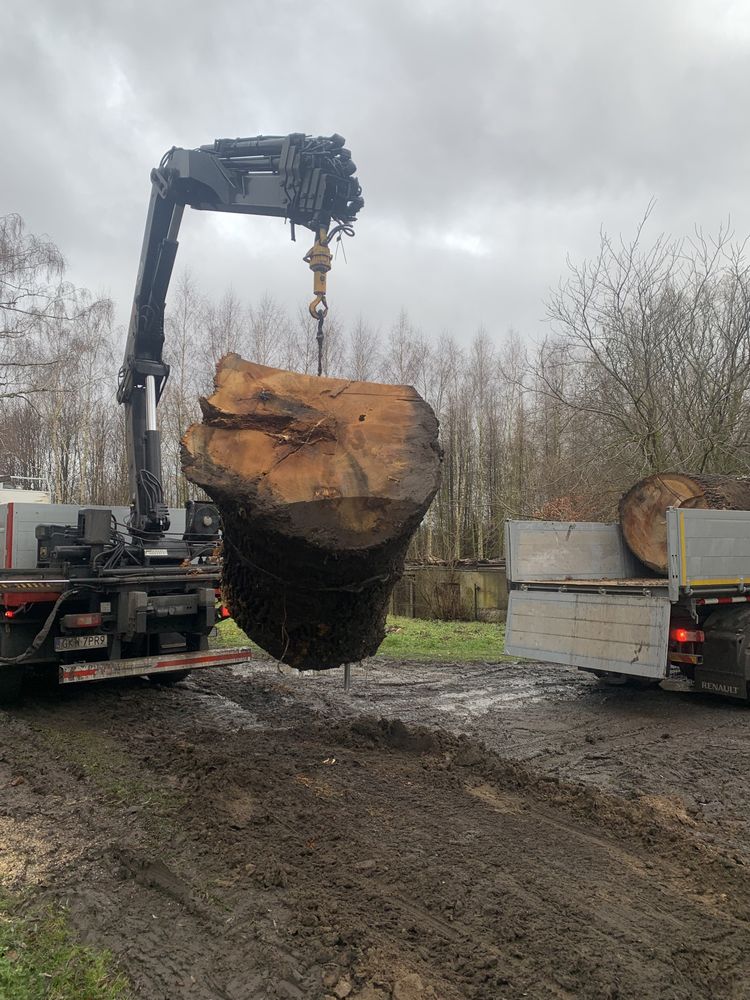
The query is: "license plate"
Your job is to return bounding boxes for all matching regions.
[54,634,108,652]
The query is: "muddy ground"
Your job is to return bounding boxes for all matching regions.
[2,657,750,999]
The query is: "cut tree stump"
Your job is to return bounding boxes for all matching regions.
[181,354,441,669]
[619,472,750,573]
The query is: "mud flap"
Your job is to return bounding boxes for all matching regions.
[695,607,750,700]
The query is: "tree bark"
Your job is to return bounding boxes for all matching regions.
[181,354,441,669]
[619,473,750,573]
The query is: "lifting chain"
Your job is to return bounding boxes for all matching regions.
[304,223,355,376]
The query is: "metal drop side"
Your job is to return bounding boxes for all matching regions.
[504,513,750,686]
[506,590,672,678]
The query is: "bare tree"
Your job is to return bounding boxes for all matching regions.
[0,213,65,338]
[347,316,380,381]
[0,213,111,402]
[245,293,290,367]
[204,287,244,376]
[529,214,750,512]
[160,271,205,505]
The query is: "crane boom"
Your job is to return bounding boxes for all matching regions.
[117,133,363,537]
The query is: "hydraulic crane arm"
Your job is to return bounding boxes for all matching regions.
[117,133,363,537]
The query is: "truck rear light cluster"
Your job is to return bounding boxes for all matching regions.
[670,627,704,643]
[218,605,232,620]
[3,603,32,618]
[61,612,102,629]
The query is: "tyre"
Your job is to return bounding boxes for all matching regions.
[595,671,657,689]
[148,669,192,686]
[594,671,628,686]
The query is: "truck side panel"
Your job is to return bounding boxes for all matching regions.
[505,590,672,678]
[667,508,750,596]
[505,521,642,583]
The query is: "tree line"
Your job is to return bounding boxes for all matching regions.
[3,209,750,561]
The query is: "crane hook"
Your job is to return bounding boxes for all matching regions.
[304,224,355,376]
[304,227,332,376]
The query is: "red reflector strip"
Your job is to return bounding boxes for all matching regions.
[59,647,252,684]
[62,668,98,680]
[696,595,750,606]
[153,650,248,670]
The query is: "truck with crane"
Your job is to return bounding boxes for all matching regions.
[0,133,362,702]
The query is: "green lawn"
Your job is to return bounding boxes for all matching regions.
[378,616,509,661]
[214,614,510,663]
[0,895,130,1000]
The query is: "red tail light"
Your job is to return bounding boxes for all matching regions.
[219,605,232,620]
[4,610,14,619]
[670,627,704,643]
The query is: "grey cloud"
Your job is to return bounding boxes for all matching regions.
[2,0,750,344]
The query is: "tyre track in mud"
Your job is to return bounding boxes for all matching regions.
[0,661,749,998]
[255,658,750,863]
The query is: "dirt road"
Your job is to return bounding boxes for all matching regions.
[2,657,750,999]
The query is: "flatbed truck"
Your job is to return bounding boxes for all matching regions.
[504,509,750,701]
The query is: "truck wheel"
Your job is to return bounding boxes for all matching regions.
[148,669,192,686]
[595,671,628,686]
[0,666,23,704]
[595,671,657,689]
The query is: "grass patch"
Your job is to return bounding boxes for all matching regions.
[32,728,185,826]
[0,893,130,999]
[214,615,510,663]
[378,616,509,662]
[212,619,264,655]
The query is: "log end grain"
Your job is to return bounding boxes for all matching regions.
[619,472,750,573]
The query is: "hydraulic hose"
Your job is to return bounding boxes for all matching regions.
[0,588,83,664]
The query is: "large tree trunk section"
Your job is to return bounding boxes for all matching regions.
[619,473,750,573]
[181,354,441,669]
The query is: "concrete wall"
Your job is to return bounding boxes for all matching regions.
[390,563,508,621]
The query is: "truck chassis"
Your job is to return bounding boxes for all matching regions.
[0,501,251,701]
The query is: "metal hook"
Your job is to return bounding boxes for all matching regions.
[308,293,328,322]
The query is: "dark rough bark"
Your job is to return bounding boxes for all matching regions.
[619,473,750,573]
[181,354,441,669]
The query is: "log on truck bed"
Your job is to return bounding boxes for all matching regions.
[182,354,441,669]
[620,472,750,573]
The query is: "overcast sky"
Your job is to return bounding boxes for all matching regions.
[3,0,750,349]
